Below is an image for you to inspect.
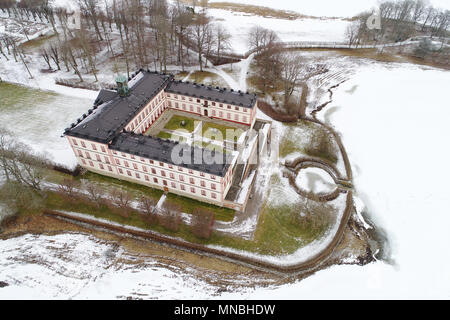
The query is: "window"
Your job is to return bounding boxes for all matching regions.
[189,178,194,184]
[235,106,239,111]
[108,166,113,172]
[243,116,247,123]
[235,114,239,121]
[219,111,223,117]
[168,164,173,169]
[153,178,158,183]
[145,175,149,181]
[200,181,205,187]
[178,167,183,172]
[181,185,185,191]
[150,160,154,164]
[212,110,216,116]
[127,170,132,176]
[118,168,123,174]
[227,113,231,119]
[81,159,86,165]
[170,173,174,179]
[211,183,216,190]
[227,105,231,109]
[181,96,185,101]
[161,170,166,177]
[151,168,156,174]
[78,150,83,157]
[197,99,200,103]
[197,107,200,113]
[72,139,78,146]
[211,175,216,180]
[99,163,104,170]
[133,163,138,170]
[219,104,223,108]
[81,141,86,148]
[85,151,91,159]
[212,102,216,106]
[131,155,135,160]
[201,190,206,196]
[135,173,140,179]
[171,182,176,188]
[140,157,145,162]
[163,180,168,186]
[115,159,120,165]
[179,175,184,182]
[243,108,247,113]
[200,172,204,177]
[212,193,217,199]
[159,162,164,167]
[188,169,193,174]
[124,161,129,168]
[143,166,147,172]
[89,161,94,167]
[189,105,193,112]
[104,157,110,164]
[190,187,195,193]
[96,154,101,161]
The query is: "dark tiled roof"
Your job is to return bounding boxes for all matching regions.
[95,89,117,104]
[110,133,232,177]
[64,71,172,143]
[165,80,257,108]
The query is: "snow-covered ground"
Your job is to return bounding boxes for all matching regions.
[224,63,450,299]
[209,8,351,55]
[295,167,336,194]
[0,233,247,299]
[0,83,92,168]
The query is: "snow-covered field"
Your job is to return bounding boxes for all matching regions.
[209,8,351,55]
[0,83,92,168]
[228,63,450,299]
[295,167,336,194]
[0,233,246,299]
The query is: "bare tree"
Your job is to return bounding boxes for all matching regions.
[214,24,230,63]
[49,43,61,70]
[85,182,104,207]
[40,47,52,69]
[109,188,133,218]
[58,178,80,201]
[138,195,157,224]
[280,53,303,111]
[190,208,214,239]
[158,202,182,232]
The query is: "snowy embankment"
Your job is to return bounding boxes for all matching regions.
[227,63,450,299]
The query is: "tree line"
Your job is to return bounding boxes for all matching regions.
[346,0,449,46]
[0,0,232,81]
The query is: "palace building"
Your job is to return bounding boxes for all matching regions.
[64,70,271,210]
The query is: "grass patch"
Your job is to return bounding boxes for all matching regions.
[279,120,338,164]
[20,34,57,51]
[188,71,219,83]
[81,171,164,201]
[165,193,235,222]
[202,121,242,141]
[164,115,196,132]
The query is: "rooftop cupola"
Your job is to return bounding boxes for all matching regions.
[115,74,129,97]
